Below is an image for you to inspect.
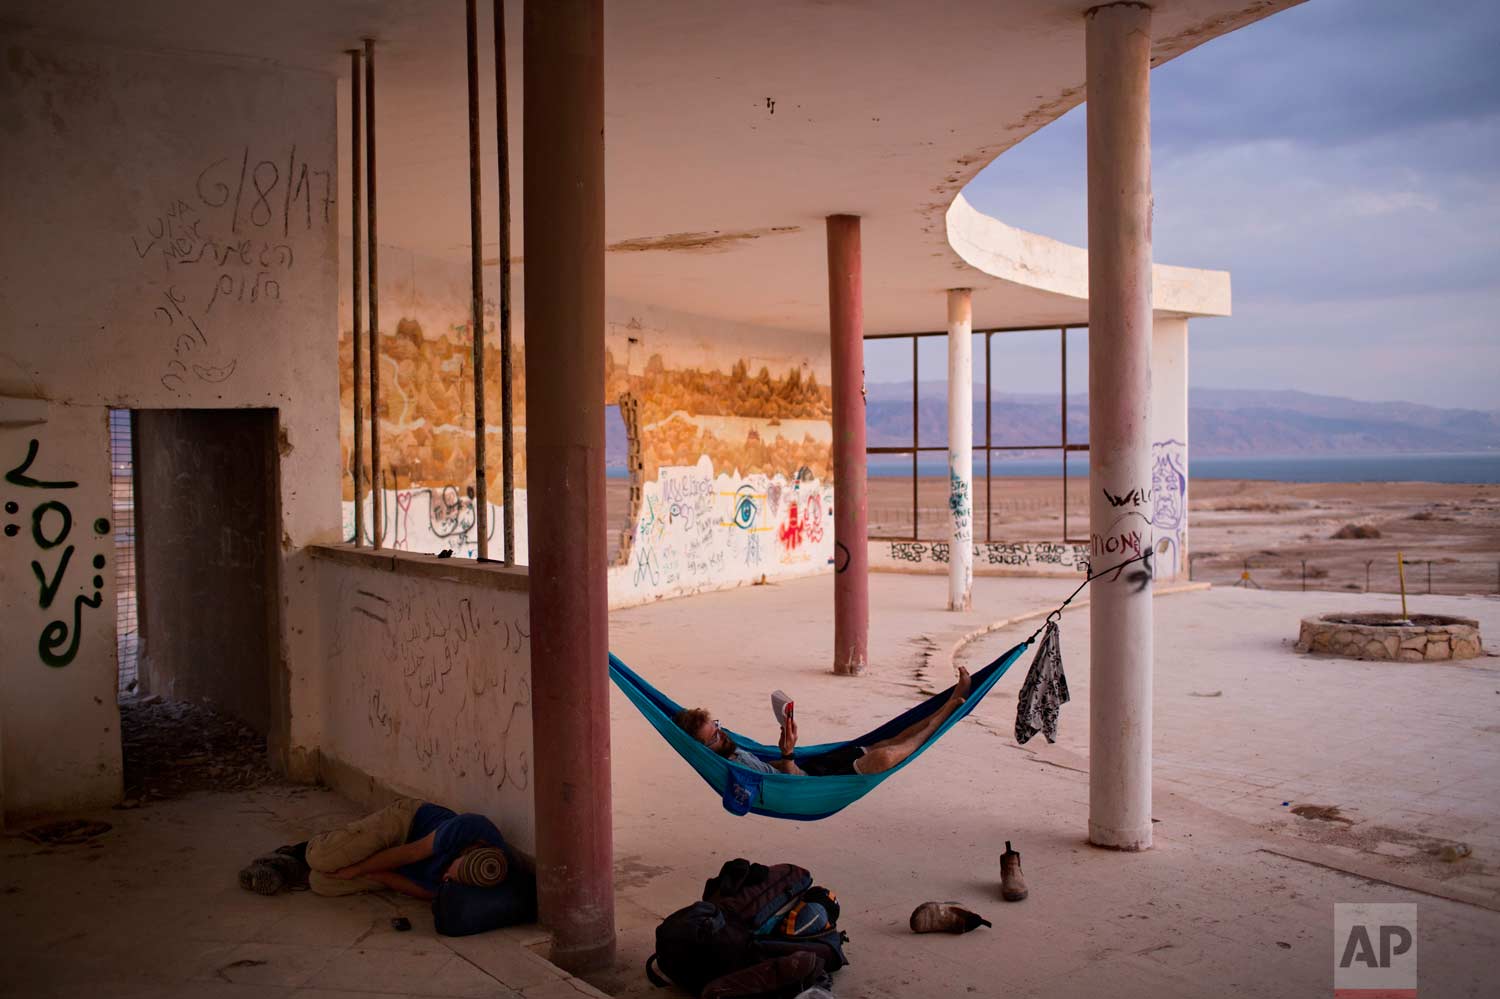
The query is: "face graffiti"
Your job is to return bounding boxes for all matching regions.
[5,439,110,668]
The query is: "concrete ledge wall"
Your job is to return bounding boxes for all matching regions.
[311,548,535,855]
[607,457,834,609]
[870,538,1090,576]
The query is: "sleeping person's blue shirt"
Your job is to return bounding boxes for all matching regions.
[397,803,507,893]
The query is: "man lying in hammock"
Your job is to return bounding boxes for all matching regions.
[675,666,972,777]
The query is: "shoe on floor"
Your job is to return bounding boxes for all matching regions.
[909,901,992,934]
[1001,840,1028,902]
[238,861,285,896]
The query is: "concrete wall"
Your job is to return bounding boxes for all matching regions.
[1150,317,1190,579]
[135,409,279,733]
[311,551,534,857]
[0,405,119,819]
[0,31,339,820]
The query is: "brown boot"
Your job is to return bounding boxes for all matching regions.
[1001,840,1028,901]
[909,901,991,934]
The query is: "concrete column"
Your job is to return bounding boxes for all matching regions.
[1150,317,1189,580]
[827,214,868,676]
[523,0,615,970]
[1085,0,1154,851]
[946,289,974,611]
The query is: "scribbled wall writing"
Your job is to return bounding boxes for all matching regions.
[340,482,522,562]
[320,561,534,853]
[873,538,1090,576]
[4,439,110,668]
[609,456,834,606]
[1151,438,1187,576]
[137,145,330,395]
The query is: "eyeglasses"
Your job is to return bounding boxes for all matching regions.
[701,719,722,744]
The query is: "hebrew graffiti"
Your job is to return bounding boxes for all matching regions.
[5,439,109,667]
[331,576,532,795]
[136,144,331,396]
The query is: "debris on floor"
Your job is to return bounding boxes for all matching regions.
[22,819,112,845]
[1289,804,1353,825]
[120,695,283,803]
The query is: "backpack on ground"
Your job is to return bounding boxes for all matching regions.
[704,859,848,975]
[700,951,832,999]
[646,900,759,996]
[647,859,850,996]
[703,860,812,930]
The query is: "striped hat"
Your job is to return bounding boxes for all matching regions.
[451,847,508,888]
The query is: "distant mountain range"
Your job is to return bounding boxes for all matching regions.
[605,386,1498,465]
[860,384,1500,456]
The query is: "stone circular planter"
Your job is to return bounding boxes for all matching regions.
[1295,612,1483,662]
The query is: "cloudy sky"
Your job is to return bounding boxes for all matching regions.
[956,0,1499,412]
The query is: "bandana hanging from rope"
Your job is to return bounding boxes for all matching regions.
[1014,619,1069,745]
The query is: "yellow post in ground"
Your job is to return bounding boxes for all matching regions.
[1397,550,1409,619]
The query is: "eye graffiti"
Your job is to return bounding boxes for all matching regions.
[4,439,109,668]
[732,485,759,531]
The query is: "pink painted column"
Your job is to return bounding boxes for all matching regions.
[827,215,868,676]
[1085,1,1155,851]
[523,0,615,969]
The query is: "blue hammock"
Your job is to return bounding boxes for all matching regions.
[609,639,1031,821]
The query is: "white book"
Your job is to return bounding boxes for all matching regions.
[771,689,794,726]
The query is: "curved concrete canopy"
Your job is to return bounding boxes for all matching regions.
[9,0,1284,333]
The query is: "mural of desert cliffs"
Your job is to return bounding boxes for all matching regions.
[338,317,835,605]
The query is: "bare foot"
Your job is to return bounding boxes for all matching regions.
[953,666,972,701]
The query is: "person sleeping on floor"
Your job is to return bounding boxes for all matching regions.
[675,665,971,776]
[240,799,510,899]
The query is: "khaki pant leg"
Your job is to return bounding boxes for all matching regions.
[305,798,422,874]
[308,869,387,897]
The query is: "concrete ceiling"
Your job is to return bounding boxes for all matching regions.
[7,0,1298,334]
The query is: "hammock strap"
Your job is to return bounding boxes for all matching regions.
[1022,549,1153,647]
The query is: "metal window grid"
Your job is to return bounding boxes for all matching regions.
[864,325,1089,543]
[109,408,140,698]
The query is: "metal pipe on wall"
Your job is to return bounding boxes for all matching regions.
[349,49,365,547]
[494,0,516,565]
[364,37,383,549]
[911,335,918,542]
[466,0,490,560]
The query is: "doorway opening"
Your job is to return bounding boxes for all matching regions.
[120,408,284,803]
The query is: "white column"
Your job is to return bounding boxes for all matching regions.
[946,289,974,610]
[1150,317,1189,580]
[1086,1,1154,851]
